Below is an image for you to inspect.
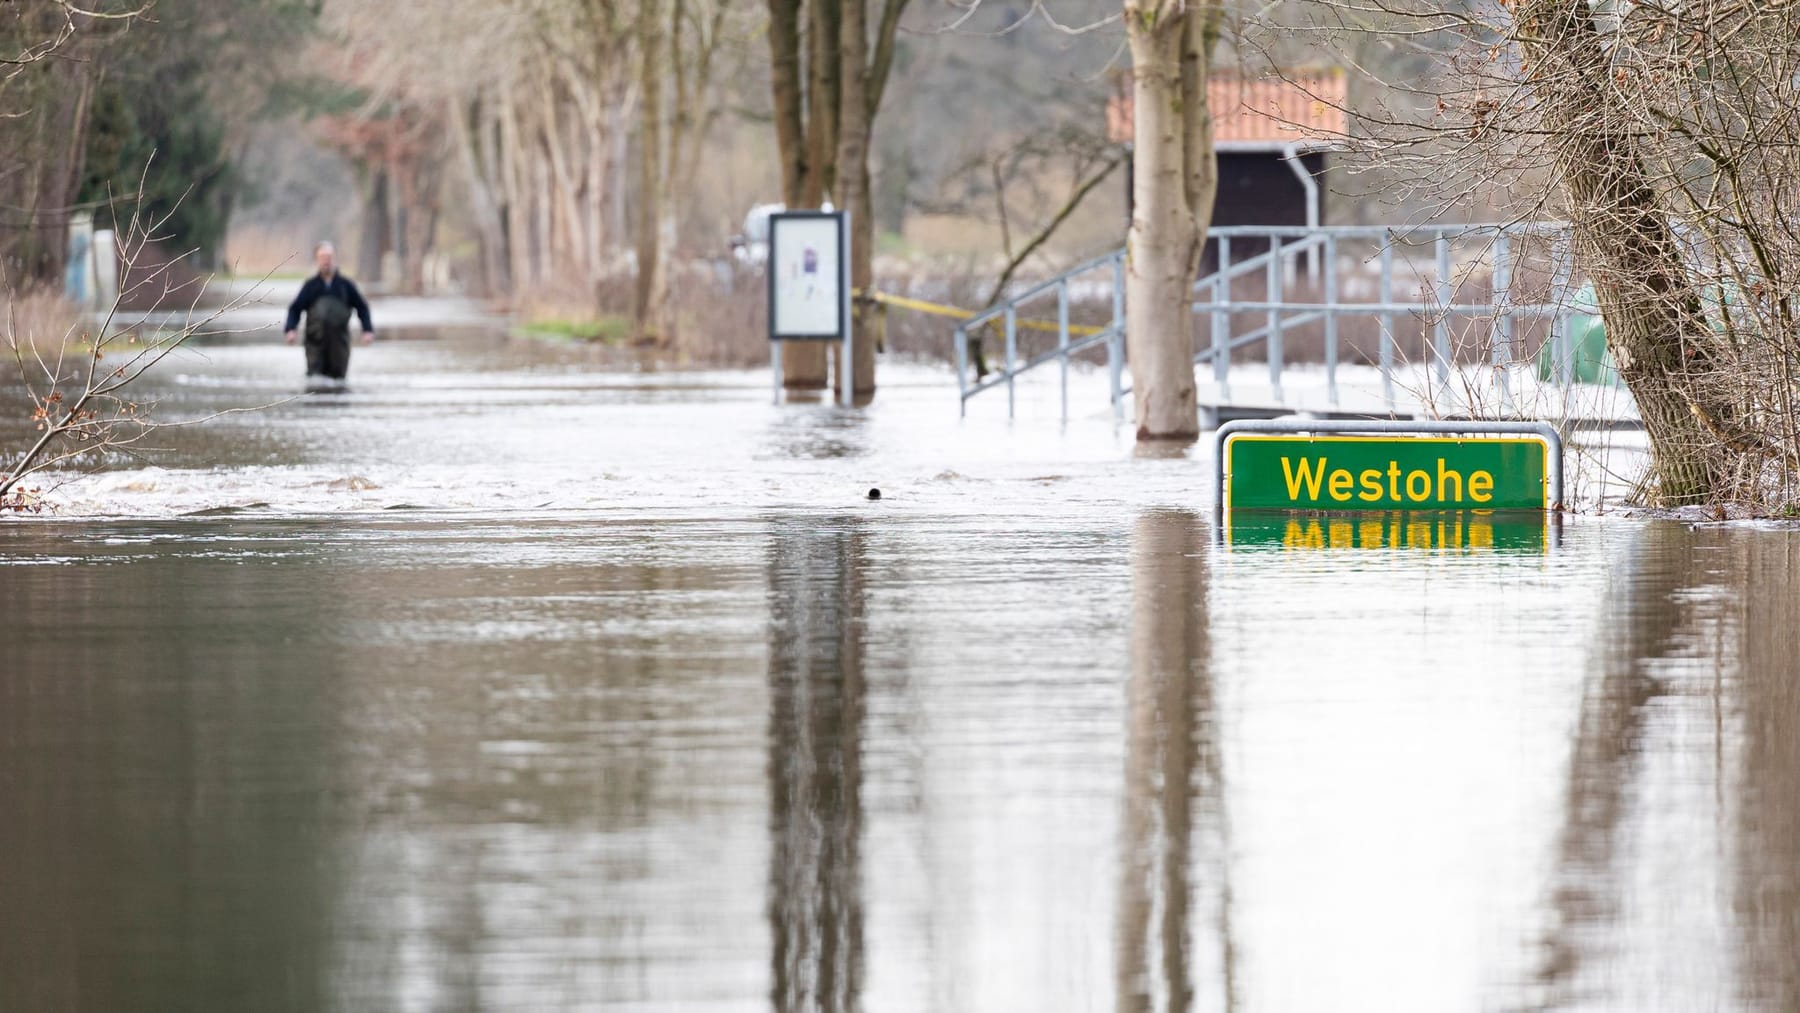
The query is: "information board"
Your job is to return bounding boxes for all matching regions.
[768,211,847,340]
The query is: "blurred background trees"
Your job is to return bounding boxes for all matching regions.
[3,0,1145,325]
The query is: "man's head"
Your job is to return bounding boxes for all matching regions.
[315,242,337,279]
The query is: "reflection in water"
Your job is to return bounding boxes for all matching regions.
[767,518,867,1012]
[1533,526,1800,1009]
[763,404,870,461]
[1223,510,1552,553]
[0,554,338,1012]
[1118,511,1233,1012]
[1733,533,1800,1010]
[1533,524,1694,1004]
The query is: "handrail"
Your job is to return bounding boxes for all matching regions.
[955,220,1602,425]
[962,248,1126,332]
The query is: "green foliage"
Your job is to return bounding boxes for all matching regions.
[75,0,323,267]
[80,68,234,263]
[513,315,636,344]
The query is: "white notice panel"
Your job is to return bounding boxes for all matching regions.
[768,212,846,340]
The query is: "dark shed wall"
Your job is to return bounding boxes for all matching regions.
[1200,150,1326,275]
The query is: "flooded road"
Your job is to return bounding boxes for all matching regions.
[3,325,1799,1010]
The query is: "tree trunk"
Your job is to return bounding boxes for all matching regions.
[837,0,874,398]
[1123,0,1220,442]
[768,0,807,205]
[449,96,508,297]
[634,0,668,341]
[803,0,840,208]
[768,0,828,390]
[359,167,390,284]
[1518,0,1736,504]
[499,85,531,295]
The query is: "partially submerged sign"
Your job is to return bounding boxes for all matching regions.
[1216,419,1563,517]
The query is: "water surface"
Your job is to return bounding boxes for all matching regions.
[4,325,1798,1011]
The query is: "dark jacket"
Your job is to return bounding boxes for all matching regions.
[285,273,373,334]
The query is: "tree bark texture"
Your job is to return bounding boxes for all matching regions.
[836,0,873,396]
[1517,0,1740,504]
[633,0,668,341]
[1123,0,1221,441]
[768,0,829,389]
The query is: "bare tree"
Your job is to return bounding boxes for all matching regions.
[1123,0,1223,440]
[1298,0,1800,510]
[764,0,909,395]
[3,190,279,507]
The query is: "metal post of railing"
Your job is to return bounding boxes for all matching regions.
[1434,231,1453,403]
[1324,233,1340,406]
[1379,233,1396,413]
[1112,254,1126,421]
[1112,253,1125,333]
[1550,235,1573,388]
[954,326,969,417]
[1057,280,1070,422]
[1004,306,1018,419]
[1268,237,1285,401]
[773,340,784,406]
[1214,236,1232,396]
[1109,330,1125,421]
[1493,233,1514,411]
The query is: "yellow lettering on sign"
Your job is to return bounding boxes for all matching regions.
[1281,457,1328,501]
[1437,458,1462,502]
[1470,470,1494,503]
[1406,470,1431,502]
[1359,469,1382,502]
[1329,469,1354,501]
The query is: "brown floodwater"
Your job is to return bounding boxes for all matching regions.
[3,326,1798,1010]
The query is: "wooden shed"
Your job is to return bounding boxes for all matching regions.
[1107,71,1348,271]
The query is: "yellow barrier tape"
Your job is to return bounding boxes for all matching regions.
[857,289,1105,337]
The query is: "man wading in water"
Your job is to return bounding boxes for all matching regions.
[284,242,375,382]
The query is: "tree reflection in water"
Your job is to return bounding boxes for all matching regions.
[1118,511,1235,1013]
[766,518,868,1012]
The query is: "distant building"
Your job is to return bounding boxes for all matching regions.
[1107,70,1348,272]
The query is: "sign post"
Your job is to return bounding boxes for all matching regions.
[768,209,853,408]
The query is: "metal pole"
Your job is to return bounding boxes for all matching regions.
[1493,233,1514,410]
[1112,254,1126,420]
[772,340,784,405]
[1058,280,1070,422]
[1267,236,1284,402]
[840,211,854,408]
[1324,233,1339,406]
[1434,231,1452,403]
[1005,306,1018,419]
[1214,235,1231,396]
[1551,234,1574,388]
[1281,143,1322,282]
[1380,233,1395,412]
[954,326,969,418]
[1109,330,1125,422]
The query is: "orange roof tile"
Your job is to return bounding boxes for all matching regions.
[1107,71,1348,148]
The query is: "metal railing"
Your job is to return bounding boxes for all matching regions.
[953,249,1127,419]
[956,222,1603,422]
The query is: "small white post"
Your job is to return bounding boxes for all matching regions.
[840,210,854,407]
[772,340,784,405]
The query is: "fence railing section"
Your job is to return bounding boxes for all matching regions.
[955,222,1599,421]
